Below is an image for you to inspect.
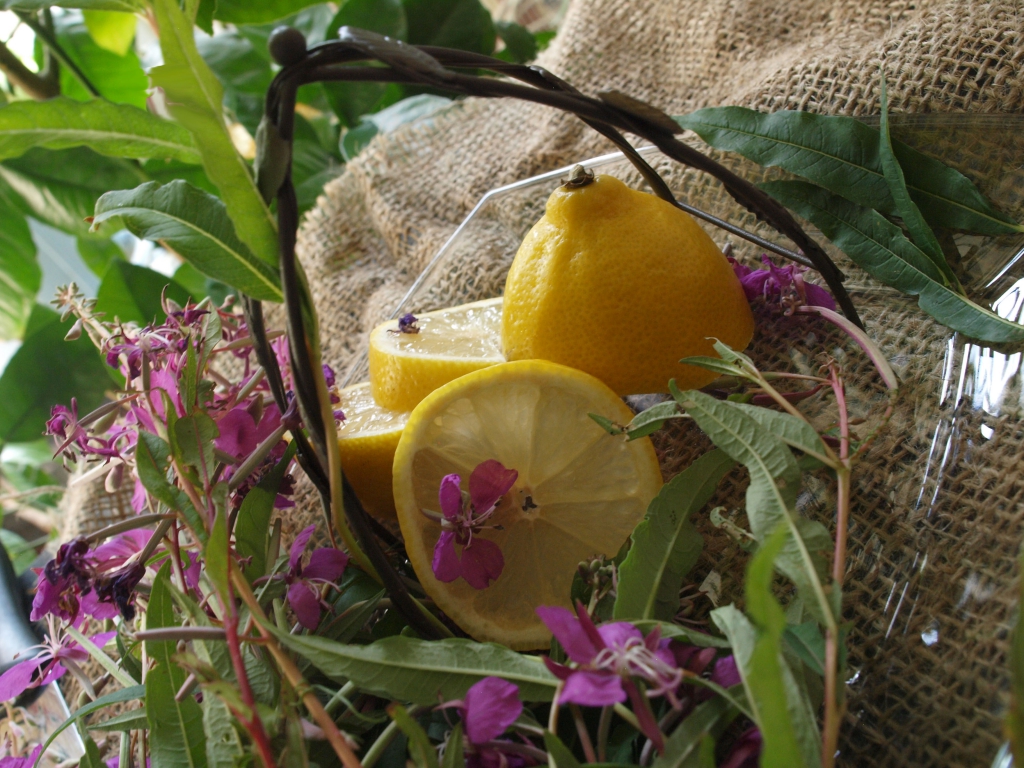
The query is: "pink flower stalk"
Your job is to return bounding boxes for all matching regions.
[430,460,517,590]
[439,677,532,768]
[730,255,836,312]
[0,619,116,702]
[258,525,348,630]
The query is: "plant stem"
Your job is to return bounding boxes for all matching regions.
[548,682,563,734]
[362,718,401,768]
[14,10,100,97]
[570,704,597,763]
[84,513,174,543]
[596,706,612,762]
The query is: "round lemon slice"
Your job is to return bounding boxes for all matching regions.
[337,382,409,520]
[369,297,504,412]
[393,360,663,649]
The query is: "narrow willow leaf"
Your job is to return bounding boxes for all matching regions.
[204,695,244,768]
[236,443,296,581]
[543,732,583,768]
[0,97,199,163]
[88,709,148,732]
[651,695,735,768]
[268,629,558,704]
[675,390,832,625]
[763,180,1024,343]
[441,722,465,768]
[65,626,137,688]
[615,450,734,621]
[675,106,1022,235]
[877,81,957,288]
[391,705,440,768]
[92,181,282,303]
[631,621,731,649]
[783,621,826,677]
[94,261,191,325]
[677,356,746,379]
[727,403,832,466]
[150,0,278,267]
[624,400,687,440]
[147,564,208,768]
[205,505,230,599]
[35,684,145,759]
[79,736,105,768]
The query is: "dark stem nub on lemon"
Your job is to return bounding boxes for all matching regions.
[563,164,595,189]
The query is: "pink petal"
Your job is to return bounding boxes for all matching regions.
[184,556,201,591]
[30,575,61,621]
[253,404,282,444]
[91,530,149,568]
[215,408,258,459]
[80,591,119,621]
[439,474,463,521]
[0,657,45,701]
[469,460,518,513]
[559,670,626,707]
[432,532,461,583]
[289,525,316,572]
[711,655,740,689]
[38,663,66,687]
[459,539,504,590]
[462,677,522,744]
[150,368,183,419]
[535,607,599,665]
[0,744,43,768]
[131,477,148,512]
[803,282,836,310]
[287,581,322,630]
[302,548,348,582]
[596,622,644,651]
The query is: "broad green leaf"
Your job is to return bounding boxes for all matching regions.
[340,121,381,162]
[404,0,495,53]
[213,0,324,23]
[0,193,39,340]
[441,722,465,768]
[92,181,282,302]
[391,705,439,768]
[82,10,137,56]
[269,630,558,704]
[151,0,278,268]
[877,80,955,288]
[147,565,208,768]
[763,180,1024,343]
[0,147,144,237]
[0,305,110,443]
[614,450,734,621]
[94,261,191,325]
[88,709,148,732]
[651,695,736,768]
[495,21,537,63]
[675,106,1021,236]
[196,32,273,134]
[339,94,452,158]
[675,390,831,624]
[51,13,148,108]
[544,732,582,768]
[204,695,244,767]
[34,684,145,759]
[173,262,234,306]
[291,114,342,213]
[236,443,296,581]
[76,237,126,277]
[324,0,408,127]
[727,402,831,466]
[1,0,143,10]
[142,157,217,193]
[0,97,199,163]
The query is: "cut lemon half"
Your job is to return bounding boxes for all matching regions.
[393,360,663,649]
[337,382,409,520]
[369,297,504,412]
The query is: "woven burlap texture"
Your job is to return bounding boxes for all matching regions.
[61,0,1024,764]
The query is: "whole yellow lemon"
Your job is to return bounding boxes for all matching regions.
[501,170,755,395]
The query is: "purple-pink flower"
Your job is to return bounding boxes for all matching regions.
[0,744,42,768]
[730,255,836,312]
[0,619,116,702]
[439,677,533,768]
[430,460,517,590]
[46,399,87,461]
[260,525,348,630]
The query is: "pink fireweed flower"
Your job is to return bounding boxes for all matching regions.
[0,744,42,768]
[429,460,518,590]
[258,525,348,630]
[730,255,836,313]
[45,399,87,460]
[0,618,116,702]
[438,677,533,768]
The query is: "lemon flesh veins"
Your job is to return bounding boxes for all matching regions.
[369,297,504,412]
[337,382,408,520]
[393,360,663,650]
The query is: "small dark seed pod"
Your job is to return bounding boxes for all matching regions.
[268,26,307,66]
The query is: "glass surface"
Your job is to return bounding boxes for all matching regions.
[342,114,1024,766]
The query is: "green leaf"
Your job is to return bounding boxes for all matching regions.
[877,80,957,288]
[205,504,230,599]
[268,630,559,704]
[676,356,745,379]
[1,0,143,11]
[614,450,734,621]
[651,695,736,768]
[404,0,495,53]
[136,431,209,541]
[236,443,296,581]
[151,0,278,268]
[92,181,282,302]
[204,694,244,768]
[0,147,144,237]
[196,32,273,134]
[173,262,234,306]
[441,722,465,768]
[147,565,208,768]
[675,106,1021,236]
[213,0,324,23]
[76,236,126,277]
[624,401,686,441]
[544,732,582,768]
[0,305,110,442]
[324,0,408,127]
[0,529,37,574]
[0,194,39,340]
[494,21,537,63]
[391,704,439,768]
[94,261,190,325]
[82,10,137,56]
[631,621,731,648]
[34,684,145,759]
[51,13,148,108]
[88,708,148,732]
[339,120,380,162]
[0,97,199,164]
[783,621,825,677]
[762,180,1024,343]
[726,402,831,466]
[79,735,105,768]
[174,412,218,478]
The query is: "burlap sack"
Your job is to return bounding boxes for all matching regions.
[63,0,1024,764]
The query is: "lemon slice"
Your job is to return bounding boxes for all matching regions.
[337,382,409,520]
[369,297,504,412]
[393,360,663,649]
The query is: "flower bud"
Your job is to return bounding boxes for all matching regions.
[64,318,83,340]
[105,462,124,493]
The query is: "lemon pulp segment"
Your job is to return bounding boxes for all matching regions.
[369,297,505,412]
[393,360,663,649]
[337,382,409,520]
